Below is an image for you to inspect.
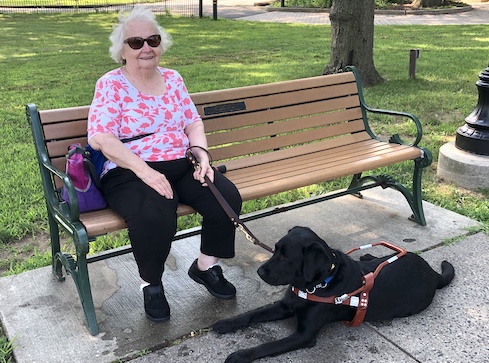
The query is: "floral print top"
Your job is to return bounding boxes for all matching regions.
[88,67,201,177]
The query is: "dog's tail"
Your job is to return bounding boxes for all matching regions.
[437,261,455,289]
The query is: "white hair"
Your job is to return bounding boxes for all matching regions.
[109,5,173,64]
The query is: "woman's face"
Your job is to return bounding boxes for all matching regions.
[122,20,162,70]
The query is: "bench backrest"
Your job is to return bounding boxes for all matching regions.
[34,71,366,187]
[192,71,366,171]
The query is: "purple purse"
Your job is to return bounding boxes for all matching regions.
[61,143,106,213]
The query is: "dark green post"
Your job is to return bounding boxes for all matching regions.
[456,64,489,155]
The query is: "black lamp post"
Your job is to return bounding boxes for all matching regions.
[455,64,489,156]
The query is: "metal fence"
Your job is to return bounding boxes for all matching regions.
[0,0,202,17]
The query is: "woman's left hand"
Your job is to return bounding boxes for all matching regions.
[192,151,214,185]
[185,120,213,185]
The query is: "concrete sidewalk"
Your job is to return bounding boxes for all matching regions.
[1,187,488,363]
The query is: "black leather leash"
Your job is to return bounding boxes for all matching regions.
[186,147,274,254]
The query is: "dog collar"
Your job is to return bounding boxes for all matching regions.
[305,272,334,294]
[305,252,339,292]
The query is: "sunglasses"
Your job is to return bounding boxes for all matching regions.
[124,34,162,50]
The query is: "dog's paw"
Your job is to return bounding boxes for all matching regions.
[225,349,254,363]
[212,318,241,334]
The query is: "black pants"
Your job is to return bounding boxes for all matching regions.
[102,158,242,285]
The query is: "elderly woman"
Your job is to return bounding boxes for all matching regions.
[87,5,242,323]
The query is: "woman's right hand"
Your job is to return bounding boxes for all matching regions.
[137,167,174,199]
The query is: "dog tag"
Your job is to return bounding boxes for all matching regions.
[298,290,308,299]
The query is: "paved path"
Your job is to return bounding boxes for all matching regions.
[223,1,489,24]
[149,0,488,24]
[2,1,488,25]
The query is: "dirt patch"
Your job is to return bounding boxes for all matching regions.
[0,232,51,276]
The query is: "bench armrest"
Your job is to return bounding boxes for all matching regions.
[363,106,423,147]
[26,104,83,230]
[39,160,91,255]
[345,66,423,147]
[42,160,81,221]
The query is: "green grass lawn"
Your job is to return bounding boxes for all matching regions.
[1,13,489,268]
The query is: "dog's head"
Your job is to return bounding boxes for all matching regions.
[257,226,339,290]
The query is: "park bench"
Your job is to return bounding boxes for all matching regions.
[26,66,432,336]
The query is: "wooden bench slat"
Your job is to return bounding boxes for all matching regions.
[206,108,364,146]
[80,204,196,237]
[191,73,356,105]
[214,132,374,171]
[236,82,359,112]
[47,137,89,158]
[197,82,359,118]
[39,105,90,124]
[197,83,356,120]
[203,95,361,133]
[79,209,126,236]
[232,142,419,179]
[44,119,88,140]
[52,157,66,173]
[227,140,411,184]
[225,139,391,180]
[210,120,366,161]
[233,145,422,200]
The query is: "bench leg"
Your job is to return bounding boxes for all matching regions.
[346,153,431,227]
[47,208,65,282]
[55,231,99,336]
[408,156,431,226]
[394,151,432,226]
[74,253,99,336]
[347,173,367,198]
[385,171,427,226]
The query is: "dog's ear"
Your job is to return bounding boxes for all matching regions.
[302,241,331,285]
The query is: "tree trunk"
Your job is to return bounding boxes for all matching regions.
[411,0,445,9]
[323,0,383,87]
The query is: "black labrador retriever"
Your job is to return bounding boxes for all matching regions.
[213,226,455,363]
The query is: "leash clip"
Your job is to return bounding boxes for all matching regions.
[335,294,349,304]
[236,223,256,243]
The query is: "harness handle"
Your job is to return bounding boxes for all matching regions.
[345,241,407,280]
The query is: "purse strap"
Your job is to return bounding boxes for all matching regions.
[120,132,154,143]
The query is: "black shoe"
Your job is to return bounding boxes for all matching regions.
[188,259,236,300]
[143,284,170,323]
